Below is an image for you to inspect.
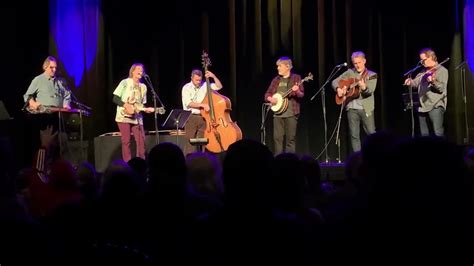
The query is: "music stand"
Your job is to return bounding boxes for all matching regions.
[401,89,420,138]
[402,91,420,111]
[161,109,192,146]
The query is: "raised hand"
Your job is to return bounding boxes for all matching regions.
[40,125,58,149]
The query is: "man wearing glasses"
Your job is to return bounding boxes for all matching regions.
[404,48,448,137]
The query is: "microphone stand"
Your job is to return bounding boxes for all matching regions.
[455,61,470,144]
[310,65,345,162]
[175,112,183,147]
[403,63,422,138]
[260,103,272,145]
[70,92,92,162]
[143,75,166,145]
[334,99,345,163]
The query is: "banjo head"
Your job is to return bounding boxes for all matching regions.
[271,93,283,112]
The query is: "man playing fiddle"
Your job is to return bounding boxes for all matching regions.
[404,48,448,137]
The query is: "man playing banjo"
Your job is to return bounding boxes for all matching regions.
[264,56,305,154]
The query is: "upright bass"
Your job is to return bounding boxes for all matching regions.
[200,51,242,153]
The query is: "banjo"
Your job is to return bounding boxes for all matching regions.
[270,72,313,114]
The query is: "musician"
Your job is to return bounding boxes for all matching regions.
[264,56,304,154]
[404,48,448,137]
[332,51,377,153]
[23,56,71,113]
[23,56,71,158]
[112,63,154,162]
[182,69,223,155]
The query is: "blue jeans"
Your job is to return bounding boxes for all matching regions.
[347,109,376,152]
[419,107,445,137]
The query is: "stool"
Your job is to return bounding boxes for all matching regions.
[190,138,209,152]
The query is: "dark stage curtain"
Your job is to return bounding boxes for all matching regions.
[12,0,474,166]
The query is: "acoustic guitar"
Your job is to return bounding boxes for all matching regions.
[335,72,377,105]
[121,102,165,118]
[271,73,313,115]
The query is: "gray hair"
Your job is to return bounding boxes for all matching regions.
[351,51,366,59]
[191,69,203,77]
[42,56,57,70]
[276,56,293,69]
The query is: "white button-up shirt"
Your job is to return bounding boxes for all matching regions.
[181,81,220,114]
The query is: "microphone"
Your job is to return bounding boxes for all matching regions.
[142,73,149,78]
[454,61,467,70]
[53,77,66,98]
[336,62,348,67]
[417,59,425,65]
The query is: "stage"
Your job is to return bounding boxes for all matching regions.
[91,131,346,182]
[93,130,186,173]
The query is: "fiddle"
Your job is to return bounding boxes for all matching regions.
[404,57,449,86]
[423,66,437,83]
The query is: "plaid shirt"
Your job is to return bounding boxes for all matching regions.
[264,73,304,115]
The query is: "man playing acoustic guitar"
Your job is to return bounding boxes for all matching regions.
[332,51,377,153]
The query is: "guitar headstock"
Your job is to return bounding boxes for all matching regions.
[157,107,166,115]
[201,51,212,71]
[305,72,314,82]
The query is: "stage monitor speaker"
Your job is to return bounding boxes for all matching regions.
[319,162,345,181]
[0,100,14,140]
[0,100,13,121]
[94,130,185,173]
[62,140,89,166]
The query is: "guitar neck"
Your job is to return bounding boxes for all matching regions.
[204,69,216,120]
[282,78,307,98]
[282,87,295,98]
